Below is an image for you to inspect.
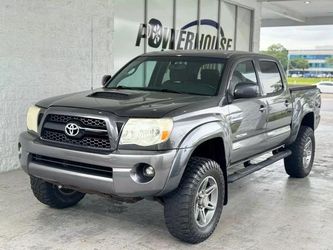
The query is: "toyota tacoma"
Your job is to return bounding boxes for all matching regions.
[19,51,321,243]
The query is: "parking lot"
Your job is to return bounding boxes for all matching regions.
[0,95,332,250]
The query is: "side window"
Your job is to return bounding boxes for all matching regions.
[230,60,258,93]
[258,61,283,95]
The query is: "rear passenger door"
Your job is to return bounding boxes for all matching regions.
[256,59,292,148]
[227,59,269,163]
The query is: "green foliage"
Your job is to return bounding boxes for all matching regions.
[261,44,288,71]
[326,57,333,65]
[287,77,326,85]
[290,58,309,71]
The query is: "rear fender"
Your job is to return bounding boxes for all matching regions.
[287,91,320,145]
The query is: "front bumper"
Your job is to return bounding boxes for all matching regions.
[19,132,186,197]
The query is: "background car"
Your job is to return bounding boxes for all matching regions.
[316,81,333,93]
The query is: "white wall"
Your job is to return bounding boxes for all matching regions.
[0,0,114,172]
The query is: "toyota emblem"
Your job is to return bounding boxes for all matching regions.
[65,123,80,137]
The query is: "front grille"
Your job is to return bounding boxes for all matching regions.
[31,154,113,178]
[41,114,112,153]
[48,114,107,129]
[42,130,111,149]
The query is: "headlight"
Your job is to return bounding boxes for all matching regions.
[26,105,41,133]
[120,118,173,146]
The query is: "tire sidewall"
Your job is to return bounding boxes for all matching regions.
[285,126,315,178]
[52,184,84,204]
[30,176,85,208]
[164,157,226,243]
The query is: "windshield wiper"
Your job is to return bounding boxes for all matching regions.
[109,86,204,96]
[110,86,148,91]
[149,88,186,94]
[152,88,208,96]
[111,86,185,94]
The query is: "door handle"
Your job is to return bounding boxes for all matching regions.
[259,105,266,112]
[284,100,290,107]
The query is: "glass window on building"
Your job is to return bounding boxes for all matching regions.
[236,6,252,51]
[220,1,236,51]
[147,0,174,52]
[113,0,255,71]
[199,0,219,50]
[175,0,198,50]
[114,0,145,72]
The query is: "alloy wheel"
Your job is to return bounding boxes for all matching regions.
[303,137,313,169]
[194,176,219,227]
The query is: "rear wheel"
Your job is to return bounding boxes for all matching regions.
[164,157,224,244]
[284,126,315,178]
[30,176,85,208]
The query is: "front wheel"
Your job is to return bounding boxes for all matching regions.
[30,176,85,209]
[284,126,315,178]
[164,157,225,244]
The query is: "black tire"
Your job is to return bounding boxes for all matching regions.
[30,176,85,209]
[164,157,225,244]
[284,126,315,178]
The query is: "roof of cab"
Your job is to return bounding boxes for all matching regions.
[141,50,276,60]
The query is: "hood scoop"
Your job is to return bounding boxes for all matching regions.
[88,91,133,100]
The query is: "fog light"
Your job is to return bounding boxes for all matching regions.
[143,166,155,177]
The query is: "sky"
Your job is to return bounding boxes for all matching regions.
[260,25,333,51]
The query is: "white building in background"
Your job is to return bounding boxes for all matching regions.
[288,49,333,77]
[1,0,332,172]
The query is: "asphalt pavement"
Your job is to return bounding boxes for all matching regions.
[321,94,333,112]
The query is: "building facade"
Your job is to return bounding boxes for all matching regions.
[113,0,261,71]
[288,49,333,77]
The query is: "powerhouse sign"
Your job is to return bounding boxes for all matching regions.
[136,18,233,51]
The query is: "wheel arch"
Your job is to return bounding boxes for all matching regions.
[301,112,314,130]
[159,121,231,205]
[287,111,315,145]
[190,137,228,205]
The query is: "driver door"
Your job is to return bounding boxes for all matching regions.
[227,59,269,163]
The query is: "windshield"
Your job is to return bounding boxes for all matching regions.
[106,56,226,96]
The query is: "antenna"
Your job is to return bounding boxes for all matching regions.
[90,16,94,91]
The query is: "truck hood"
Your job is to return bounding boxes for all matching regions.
[36,88,214,118]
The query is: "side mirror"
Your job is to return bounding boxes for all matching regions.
[234,82,259,99]
[102,75,111,87]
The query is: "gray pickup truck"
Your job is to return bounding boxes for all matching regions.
[19,51,321,243]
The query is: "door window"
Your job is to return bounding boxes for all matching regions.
[229,60,258,94]
[258,61,283,95]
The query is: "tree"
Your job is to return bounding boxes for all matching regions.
[326,56,333,66]
[290,58,309,73]
[261,44,289,71]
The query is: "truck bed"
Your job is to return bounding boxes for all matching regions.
[289,85,317,92]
